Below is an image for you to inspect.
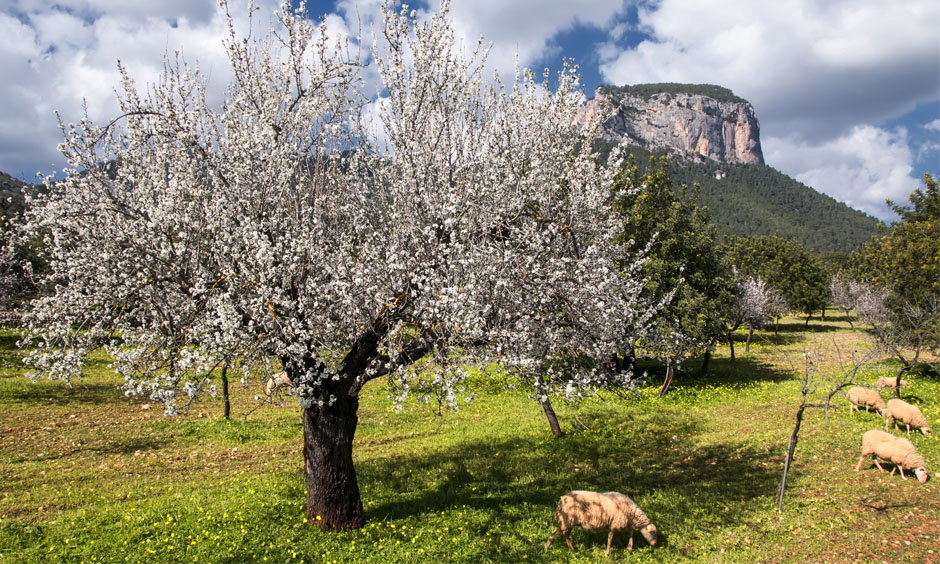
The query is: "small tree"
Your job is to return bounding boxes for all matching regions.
[611,156,734,394]
[19,1,652,530]
[726,273,786,360]
[848,173,940,393]
[723,234,829,326]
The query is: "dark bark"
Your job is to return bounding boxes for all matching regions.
[745,328,754,352]
[301,391,364,531]
[821,306,826,321]
[701,349,711,373]
[535,374,563,437]
[541,395,564,437]
[728,332,736,361]
[804,313,812,327]
[658,358,674,398]
[776,402,806,511]
[220,361,230,419]
[894,367,908,400]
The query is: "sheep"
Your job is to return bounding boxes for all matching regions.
[876,377,909,390]
[855,430,928,483]
[264,371,291,397]
[545,490,657,556]
[845,386,885,415]
[884,398,931,436]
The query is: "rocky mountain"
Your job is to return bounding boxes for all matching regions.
[581,83,764,165]
[585,83,881,253]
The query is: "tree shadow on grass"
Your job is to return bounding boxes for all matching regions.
[339,409,782,562]
[0,380,124,406]
[639,355,794,389]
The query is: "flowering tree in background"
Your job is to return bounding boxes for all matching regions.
[19,1,652,530]
[726,273,787,359]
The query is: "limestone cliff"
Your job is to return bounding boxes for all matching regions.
[581,84,764,165]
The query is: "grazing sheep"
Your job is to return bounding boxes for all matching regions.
[264,371,291,397]
[855,430,928,483]
[845,387,885,415]
[876,377,909,389]
[545,490,657,556]
[884,398,931,436]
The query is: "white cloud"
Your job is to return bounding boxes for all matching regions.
[0,1,285,177]
[926,119,940,132]
[599,0,940,143]
[764,126,918,220]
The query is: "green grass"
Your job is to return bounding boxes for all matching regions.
[1,318,938,563]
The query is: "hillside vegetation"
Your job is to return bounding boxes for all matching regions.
[596,143,882,253]
[600,83,749,104]
[1,318,938,563]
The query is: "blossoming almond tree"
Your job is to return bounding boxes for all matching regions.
[20,1,652,531]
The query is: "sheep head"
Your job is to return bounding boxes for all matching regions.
[640,524,658,546]
[915,467,928,483]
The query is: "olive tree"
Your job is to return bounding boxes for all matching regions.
[19,1,651,531]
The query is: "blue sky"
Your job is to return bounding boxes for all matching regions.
[1,0,937,220]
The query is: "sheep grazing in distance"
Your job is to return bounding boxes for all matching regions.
[884,398,931,436]
[264,371,291,397]
[845,386,885,415]
[855,430,928,483]
[876,377,909,389]
[545,490,657,556]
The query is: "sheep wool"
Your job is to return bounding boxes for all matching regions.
[845,386,885,414]
[855,430,928,483]
[545,490,657,556]
[876,377,909,389]
[264,371,291,397]
[884,398,931,436]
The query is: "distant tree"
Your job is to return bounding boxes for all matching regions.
[726,273,787,359]
[723,234,828,326]
[848,173,940,393]
[611,156,734,394]
[18,1,654,530]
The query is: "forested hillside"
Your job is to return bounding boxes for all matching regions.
[598,142,882,253]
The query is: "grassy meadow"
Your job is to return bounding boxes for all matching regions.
[1,315,938,563]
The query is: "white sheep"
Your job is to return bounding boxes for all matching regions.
[876,377,909,389]
[884,398,931,436]
[545,490,657,556]
[845,386,885,415]
[855,430,928,483]
[264,371,291,397]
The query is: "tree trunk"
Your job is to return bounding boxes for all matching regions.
[745,328,754,352]
[776,402,806,510]
[701,349,711,373]
[541,395,564,437]
[535,374,563,437]
[894,367,907,400]
[658,358,674,398]
[804,313,812,327]
[302,392,364,531]
[220,361,231,419]
[728,332,736,362]
[821,306,826,320]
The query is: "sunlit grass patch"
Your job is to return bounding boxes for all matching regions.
[1,321,938,563]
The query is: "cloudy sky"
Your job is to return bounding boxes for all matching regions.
[1,0,937,221]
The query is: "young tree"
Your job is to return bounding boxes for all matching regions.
[611,157,734,394]
[848,173,940,394]
[723,234,828,326]
[726,273,786,360]
[19,1,650,531]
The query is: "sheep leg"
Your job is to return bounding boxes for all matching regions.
[606,530,615,556]
[626,526,634,552]
[545,527,561,550]
[873,458,887,473]
[898,466,907,480]
[855,454,865,471]
[563,528,574,551]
